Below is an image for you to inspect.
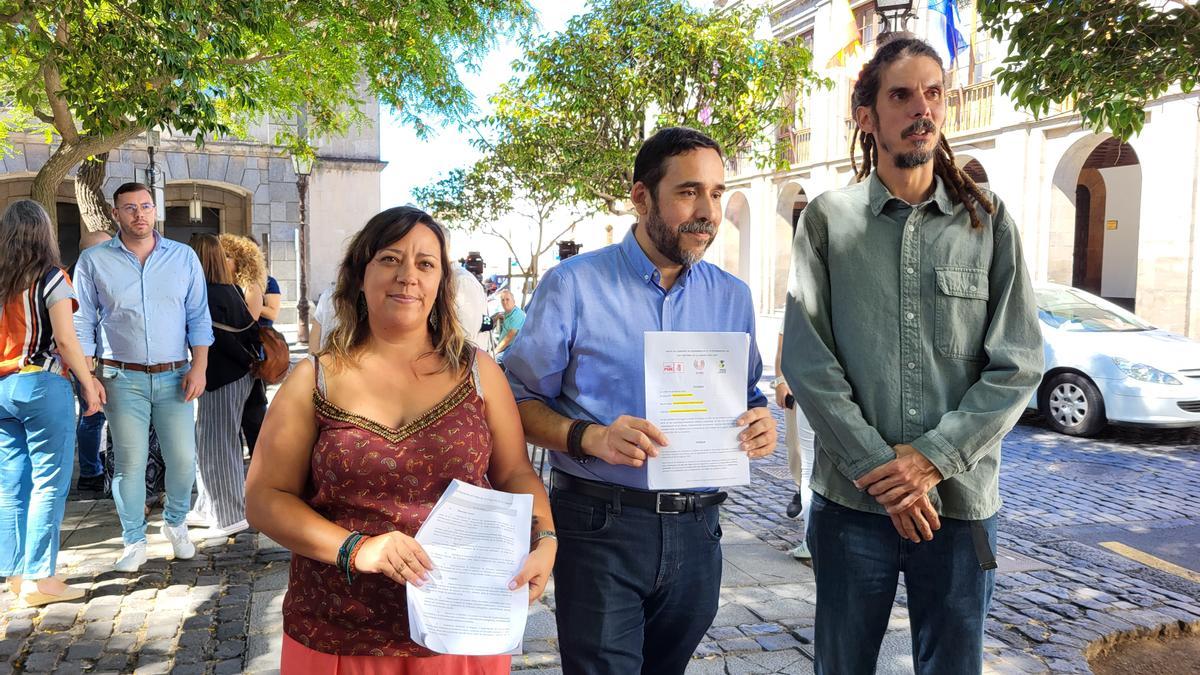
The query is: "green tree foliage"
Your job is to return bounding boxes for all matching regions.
[979,0,1200,140]
[0,0,534,227]
[414,149,590,284]
[485,0,824,215]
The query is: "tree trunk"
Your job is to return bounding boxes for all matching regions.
[76,153,117,233]
[29,125,146,228]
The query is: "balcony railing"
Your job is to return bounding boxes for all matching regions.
[843,117,857,157]
[792,128,811,165]
[778,128,812,166]
[943,81,995,136]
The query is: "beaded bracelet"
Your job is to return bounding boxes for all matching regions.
[337,531,365,585]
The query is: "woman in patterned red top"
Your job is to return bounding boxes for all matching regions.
[246,206,554,674]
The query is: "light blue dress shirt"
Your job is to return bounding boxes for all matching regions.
[505,225,767,490]
[73,232,214,365]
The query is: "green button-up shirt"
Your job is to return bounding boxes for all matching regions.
[781,172,1043,520]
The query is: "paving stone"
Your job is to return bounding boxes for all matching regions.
[739,622,783,636]
[21,651,59,672]
[214,638,246,660]
[707,626,743,641]
[94,653,131,671]
[104,634,137,654]
[717,637,763,654]
[214,658,245,674]
[1,620,32,640]
[66,642,104,661]
[755,633,803,651]
[693,642,723,658]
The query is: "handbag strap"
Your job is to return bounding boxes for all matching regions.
[213,285,258,333]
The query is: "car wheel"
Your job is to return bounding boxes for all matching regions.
[1039,373,1107,437]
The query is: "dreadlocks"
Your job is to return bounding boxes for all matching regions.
[849,37,994,230]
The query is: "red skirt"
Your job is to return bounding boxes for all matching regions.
[281,634,512,674]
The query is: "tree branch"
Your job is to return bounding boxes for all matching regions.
[41,61,78,143]
[223,52,283,67]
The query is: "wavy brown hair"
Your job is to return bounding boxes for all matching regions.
[849,37,994,229]
[218,233,267,290]
[0,200,62,303]
[321,206,468,376]
[190,234,234,285]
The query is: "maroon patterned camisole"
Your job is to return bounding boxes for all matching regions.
[282,355,492,656]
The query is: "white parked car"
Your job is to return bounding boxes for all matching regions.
[1032,284,1200,436]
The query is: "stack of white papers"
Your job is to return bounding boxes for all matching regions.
[644,331,752,490]
[406,479,533,655]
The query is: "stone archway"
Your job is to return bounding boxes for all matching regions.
[1048,135,1142,309]
[162,180,253,245]
[720,191,752,280]
[774,181,809,312]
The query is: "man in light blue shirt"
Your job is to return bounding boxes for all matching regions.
[505,127,777,674]
[493,289,525,362]
[74,182,213,573]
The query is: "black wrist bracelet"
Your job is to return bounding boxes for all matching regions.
[567,419,595,461]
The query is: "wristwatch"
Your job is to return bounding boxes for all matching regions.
[771,377,787,389]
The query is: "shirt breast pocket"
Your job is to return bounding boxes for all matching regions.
[934,267,989,361]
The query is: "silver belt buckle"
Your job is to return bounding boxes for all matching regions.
[655,492,685,514]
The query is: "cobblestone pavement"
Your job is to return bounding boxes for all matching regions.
[2,405,1198,674]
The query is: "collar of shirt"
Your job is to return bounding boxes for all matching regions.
[867,171,955,217]
[618,224,692,292]
[109,229,166,257]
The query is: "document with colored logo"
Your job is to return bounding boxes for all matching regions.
[644,331,751,490]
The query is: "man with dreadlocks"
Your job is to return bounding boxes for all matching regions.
[781,37,1043,674]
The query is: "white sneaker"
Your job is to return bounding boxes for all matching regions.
[114,541,148,572]
[185,511,216,528]
[161,522,196,560]
[194,519,249,540]
[789,542,812,560]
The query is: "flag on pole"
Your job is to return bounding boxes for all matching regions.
[928,0,968,67]
[820,0,862,70]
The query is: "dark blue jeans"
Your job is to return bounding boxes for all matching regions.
[550,481,723,675]
[808,493,997,675]
[73,376,105,478]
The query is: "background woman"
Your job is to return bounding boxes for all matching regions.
[246,206,554,673]
[0,200,103,606]
[188,234,260,538]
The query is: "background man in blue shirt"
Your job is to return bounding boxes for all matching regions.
[74,182,213,573]
[505,127,777,675]
[493,289,525,363]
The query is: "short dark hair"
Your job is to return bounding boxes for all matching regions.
[113,182,153,204]
[633,127,723,198]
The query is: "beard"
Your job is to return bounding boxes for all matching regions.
[644,203,716,267]
[879,117,938,169]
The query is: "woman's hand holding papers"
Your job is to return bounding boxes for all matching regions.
[355,532,435,587]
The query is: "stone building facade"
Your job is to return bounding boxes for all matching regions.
[0,104,383,327]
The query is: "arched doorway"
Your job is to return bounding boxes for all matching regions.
[163,181,252,244]
[1049,136,1141,310]
[774,182,809,312]
[0,175,84,267]
[719,192,751,280]
[958,156,990,188]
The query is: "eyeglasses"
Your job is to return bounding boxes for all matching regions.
[118,203,156,216]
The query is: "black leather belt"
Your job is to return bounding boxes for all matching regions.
[552,470,727,514]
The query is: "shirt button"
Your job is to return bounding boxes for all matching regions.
[907,225,915,233]
[908,408,917,416]
[906,267,915,274]
[969,285,978,292]
[905,312,914,321]
[907,362,916,369]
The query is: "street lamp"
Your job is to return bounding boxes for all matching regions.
[144,129,165,227]
[188,183,202,225]
[876,0,915,36]
[292,150,314,344]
